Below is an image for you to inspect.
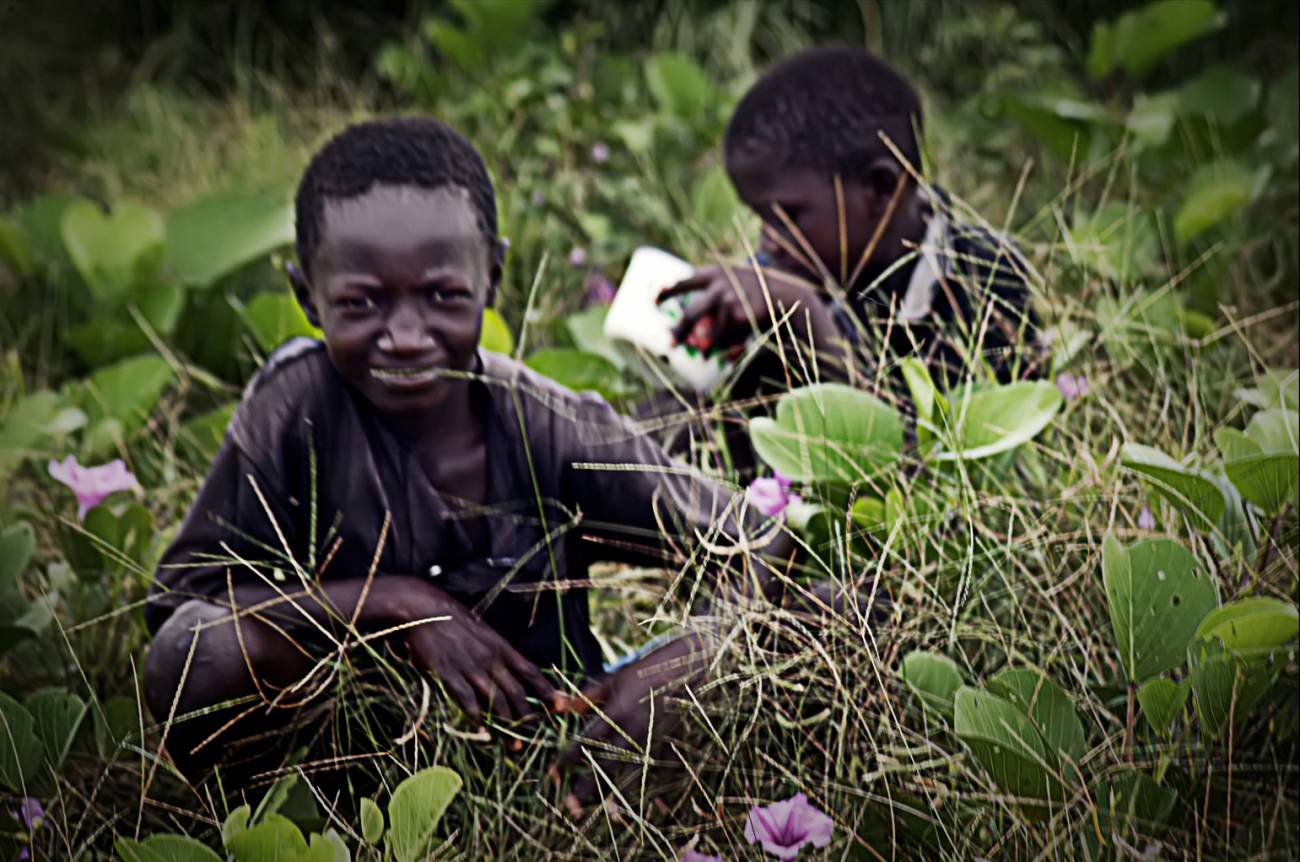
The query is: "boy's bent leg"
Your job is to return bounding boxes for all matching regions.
[143,599,318,782]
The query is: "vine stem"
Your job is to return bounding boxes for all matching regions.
[1124,681,1136,764]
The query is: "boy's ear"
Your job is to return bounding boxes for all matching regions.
[486,238,507,306]
[286,261,323,328]
[863,157,906,215]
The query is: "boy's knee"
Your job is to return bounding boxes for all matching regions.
[143,599,233,721]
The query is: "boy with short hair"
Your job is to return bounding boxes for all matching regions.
[143,117,790,797]
[661,45,1044,390]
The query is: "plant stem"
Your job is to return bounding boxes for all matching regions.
[1125,681,1136,764]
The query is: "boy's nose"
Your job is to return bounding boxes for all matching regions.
[377,310,436,354]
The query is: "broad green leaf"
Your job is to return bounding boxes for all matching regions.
[0,391,64,453]
[61,199,165,305]
[1188,634,1280,738]
[1002,94,1105,163]
[117,835,222,862]
[1176,65,1261,127]
[240,292,321,354]
[565,306,624,369]
[750,383,903,483]
[953,686,1066,806]
[645,53,714,121]
[178,402,236,462]
[481,308,515,355]
[900,651,964,721]
[1136,677,1189,735]
[387,765,463,862]
[1101,535,1218,682]
[226,813,310,861]
[1244,407,1299,453]
[933,381,1062,462]
[1120,443,1225,529]
[1174,160,1268,245]
[900,357,941,449]
[1086,0,1224,79]
[94,695,140,760]
[14,193,78,267]
[0,692,42,792]
[1091,769,1178,848]
[360,797,384,845]
[25,688,87,770]
[1125,91,1180,149]
[1194,597,1298,652]
[0,216,33,278]
[165,190,293,288]
[987,668,1086,766]
[1234,369,1299,411]
[304,831,350,862]
[222,804,252,847]
[1216,409,1299,514]
[0,522,34,594]
[691,166,741,236]
[83,353,174,429]
[64,279,186,366]
[525,348,625,400]
[1068,204,1161,282]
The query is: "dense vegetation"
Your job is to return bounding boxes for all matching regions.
[1,1,1296,859]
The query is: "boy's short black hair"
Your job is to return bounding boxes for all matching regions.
[294,116,498,275]
[724,45,923,180]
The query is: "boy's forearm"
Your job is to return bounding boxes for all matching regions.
[224,575,442,636]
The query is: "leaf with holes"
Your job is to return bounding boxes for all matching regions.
[1120,443,1225,529]
[1102,535,1218,682]
[900,651,964,721]
[986,668,1085,770]
[750,384,903,484]
[1136,677,1190,736]
[932,381,1062,462]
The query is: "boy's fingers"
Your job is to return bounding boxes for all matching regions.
[444,673,482,725]
[467,671,515,722]
[507,651,556,700]
[489,663,530,720]
[656,271,714,303]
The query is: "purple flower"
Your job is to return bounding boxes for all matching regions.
[591,142,610,163]
[583,271,616,307]
[744,793,833,859]
[679,850,724,862]
[47,455,139,521]
[568,246,588,268]
[530,190,546,206]
[1056,372,1089,401]
[14,798,43,832]
[746,473,801,519]
[1138,507,1156,530]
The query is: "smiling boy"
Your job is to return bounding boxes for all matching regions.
[661,46,1044,390]
[143,118,789,791]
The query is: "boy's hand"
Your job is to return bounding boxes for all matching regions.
[657,265,822,355]
[552,634,712,811]
[403,584,556,726]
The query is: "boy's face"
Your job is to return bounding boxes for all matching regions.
[295,184,498,421]
[727,150,917,289]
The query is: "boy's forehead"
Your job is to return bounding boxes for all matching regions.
[320,184,480,244]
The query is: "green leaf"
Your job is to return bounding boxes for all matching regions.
[1120,443,1225,529]
[1195,597,1298,652]
[61,199,165,305]
[900,357,941,449]
[0,522,34,594]
[0,216,33,278]
[387,765,463,862]
[900,651,964,721]
[1101,535,1219,682]
[226,814,310,861]
[986,668,1086,766]
[1235,369,1299,411]
[1187,634,1280,738]
[1091,769,1178,846]
[1002,94,1106,163]
[933,381,1062,462]
[1174,160,1269,245]
[1216,427,1299,515]
[117,835,223,862]
[749,383,904,484]
[94,695,140,760]
[1125,91,1180,149]
[481,308,514,355]
[0,692,42,792]
[691,166,740,237]
[304,831,350,862]
[83,353,174,429]
[1136,678,1190,735]
[1068,204,1161,282]
[525,349,625,400]
[360,797,384,845]
[645,53,714,121]
[178,403,236,462]
[1176,65,1261,127]
[953,686,1067,806]
[1265,66,1299,157]
[165,190,293,288]
[1244,407,1299,454]
[25,688,87,770]
[240,292,321,354]
[222,805,251,847]
[565,306,625,370]
[1086,0,1225,79]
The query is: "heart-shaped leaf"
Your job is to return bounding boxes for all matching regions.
[525,348,626,400]
[25,688,87,771]
[61,199,165,305]
[81,353,174,431]
[1195,597,1298,652]
[954,686,1069,806]
[986,668,1086,767]
[165,190,293,288]
[1102,535,1218,682]
[750,383,903,483]
[1136,677,1190,735]
[387,765,463,862]
[1120,443,1225,529]
[932,381,1062,462]
[1174,160,1269,245]
[900,651,965,721]
[1187,635,1280,739]
[225,813,309,860]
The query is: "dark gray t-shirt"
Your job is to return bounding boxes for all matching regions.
[147,340,760,678]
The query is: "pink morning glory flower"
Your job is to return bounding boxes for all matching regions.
[591,142,610,163]
[679,850,723,862]
[1137,507,1156,530]
[744,792,833,859]
[569,246,589,268]
[746,472,801,519]
[1055,372,1089,401]
[47,455,139,521]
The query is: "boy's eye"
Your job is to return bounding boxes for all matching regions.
[425,283,471,303]
[336,295,378,312]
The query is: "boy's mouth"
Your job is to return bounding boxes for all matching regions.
[370,365,439,389]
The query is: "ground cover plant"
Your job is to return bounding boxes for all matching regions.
[0,1,1296,858]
